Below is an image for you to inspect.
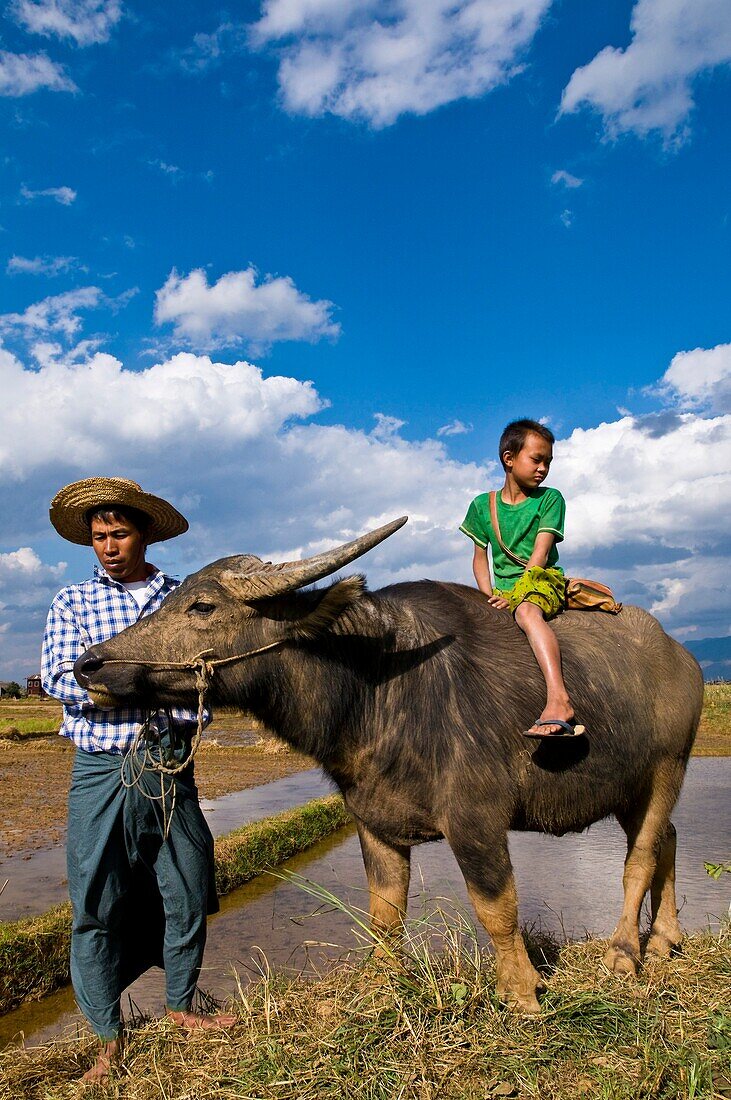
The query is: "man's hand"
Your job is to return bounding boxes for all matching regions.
[487,594,510,610]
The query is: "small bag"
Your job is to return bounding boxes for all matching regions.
[487,492,622,614]
[564,576,622,613]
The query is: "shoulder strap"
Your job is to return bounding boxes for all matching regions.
[489,491,530,568]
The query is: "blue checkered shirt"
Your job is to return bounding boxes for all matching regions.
[42,565,203,754]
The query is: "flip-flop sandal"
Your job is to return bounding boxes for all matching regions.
[523,719,586,739]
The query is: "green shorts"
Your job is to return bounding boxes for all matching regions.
[494,566,566,621]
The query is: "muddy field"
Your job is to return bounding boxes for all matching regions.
[0,703,312,858]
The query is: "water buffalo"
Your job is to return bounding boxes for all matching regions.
[74,518,703,1013]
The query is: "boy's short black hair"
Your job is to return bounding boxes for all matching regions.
[498,419,555,470]
[85,505,151,537]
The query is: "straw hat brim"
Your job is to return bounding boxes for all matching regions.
[50,477,189,546]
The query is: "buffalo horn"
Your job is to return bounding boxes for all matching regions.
[220,516,408,600]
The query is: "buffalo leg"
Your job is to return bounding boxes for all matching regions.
[450,835,542,1013]
[466,878,543,1014]
[646,822,683,958]
[607,778,679,976]
[355,821,411,939]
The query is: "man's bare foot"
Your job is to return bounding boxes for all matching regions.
[166,1009,237,1032]
[81,1038,122,1084]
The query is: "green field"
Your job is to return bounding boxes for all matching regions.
[0,695,728,1097]
[0,699,61,738]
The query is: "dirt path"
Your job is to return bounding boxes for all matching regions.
[0,710,313,859]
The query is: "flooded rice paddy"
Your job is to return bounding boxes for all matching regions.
[0,756,728,1049]
[0,769,334,923]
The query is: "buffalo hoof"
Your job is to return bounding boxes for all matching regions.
[502,990,542,1015]
[603,944,639,977]
[498,978,543,1015]
[645,930,682,960]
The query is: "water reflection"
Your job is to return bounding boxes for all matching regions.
[1,757,728,1048]
[0,768,332,923]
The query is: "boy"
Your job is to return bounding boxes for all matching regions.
[459,419,583,738]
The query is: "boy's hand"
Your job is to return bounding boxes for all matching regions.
[487,594,510,610]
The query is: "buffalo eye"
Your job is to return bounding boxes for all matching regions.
[188,600,216,615]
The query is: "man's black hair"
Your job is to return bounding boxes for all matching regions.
[85,505,151,536]
[498,419,555,470]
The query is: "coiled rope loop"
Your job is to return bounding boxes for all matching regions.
[101,639,285,838]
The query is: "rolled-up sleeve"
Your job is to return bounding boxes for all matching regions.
[537,489,566,543]
[41,594,91,705]
[459,497,489,549]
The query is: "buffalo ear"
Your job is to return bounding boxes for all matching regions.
[288,576,365,640]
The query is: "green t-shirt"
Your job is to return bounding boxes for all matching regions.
[459,487,566,589]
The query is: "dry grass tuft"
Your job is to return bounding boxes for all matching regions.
[1,917,728,1099]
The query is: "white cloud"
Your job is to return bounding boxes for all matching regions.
[7,254,79,276]
[147,158,182,178]
[175,21,248,73]
[657,343,731,414]
[560,209,573,228]
[0,341,729,676]
[154,267,341,352]
[437,419,471,437]
[0,287,102,340]
[560,0,731,143]
[20,183,77,204]
[250,0,552,127]
[551,169,582,188]
[0,548,67,680]
[0,347,325,480]
[0,285,136,348]
[0,547,66,586]
[0,50,76,96]
[28,337,104,368]
[10,0,123,46]
[551,411,730,557]
[371,412,406,440]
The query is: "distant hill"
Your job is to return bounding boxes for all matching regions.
[683,636,731,681]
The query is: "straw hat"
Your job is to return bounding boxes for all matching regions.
[49,477,189,546]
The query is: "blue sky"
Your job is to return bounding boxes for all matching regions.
[0,0,729,679]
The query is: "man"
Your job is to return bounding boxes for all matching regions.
[42,477,234,1083]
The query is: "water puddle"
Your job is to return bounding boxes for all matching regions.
[198,768,333,836]
[0,768,332,923]
[1,757,728,1049]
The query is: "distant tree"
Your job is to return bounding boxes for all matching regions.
[3,682,22,699]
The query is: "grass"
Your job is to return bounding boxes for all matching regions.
[214,796,349,895]
[0,688,728,1093]
[694,683,731,757]
[0,904,72,1016]
[0,700,62,739]
[0,796,349,1015]
[0,910,728,1099]
[0,717,61,738]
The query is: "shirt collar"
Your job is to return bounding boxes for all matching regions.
[93,564,176,590]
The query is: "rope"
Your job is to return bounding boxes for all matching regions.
[106,640,285,839]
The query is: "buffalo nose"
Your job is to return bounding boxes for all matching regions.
[74,652,104,687]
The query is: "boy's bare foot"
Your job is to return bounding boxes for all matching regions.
[81,1038,122,1084]
[166,1009,237,1032]
[526,699,577,737]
